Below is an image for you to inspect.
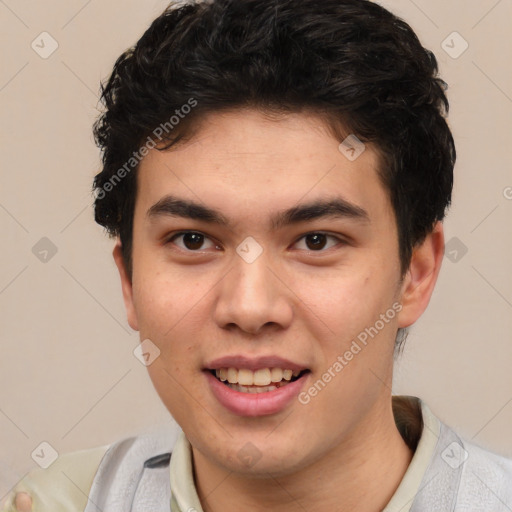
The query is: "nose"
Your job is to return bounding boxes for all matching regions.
[213,250,293,335]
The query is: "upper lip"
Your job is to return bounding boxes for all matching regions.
[205,355,309,372]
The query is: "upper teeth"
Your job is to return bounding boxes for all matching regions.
[215,368,301,386]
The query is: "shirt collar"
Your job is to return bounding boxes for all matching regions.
[382,397,440,512]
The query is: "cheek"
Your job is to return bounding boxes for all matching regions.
[132,264,207,342]
[294,266,396,340]
[146,359,194,427]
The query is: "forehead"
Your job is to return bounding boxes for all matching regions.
[134,109,392,227]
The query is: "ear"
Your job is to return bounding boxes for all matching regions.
[397,221,445,328]
[112,238,139,332]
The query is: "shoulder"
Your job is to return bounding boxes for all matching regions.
[457,437,512,507]
[1,443,110,512]
[1,426,180,512]
[407,399,512,511]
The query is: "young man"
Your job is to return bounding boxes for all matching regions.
[4,0,512,511]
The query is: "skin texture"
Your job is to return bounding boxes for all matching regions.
[113,109,442,512]
[13,493,31,512]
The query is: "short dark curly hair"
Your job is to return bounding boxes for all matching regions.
[93,0,455,285]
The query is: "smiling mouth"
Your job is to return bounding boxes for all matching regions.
[208,368,310,393]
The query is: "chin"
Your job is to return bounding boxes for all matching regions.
[212,437,313,477]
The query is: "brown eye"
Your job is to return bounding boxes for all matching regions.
[305,233,327,250]
[182,232,205,250]
[294,232,343,252]
[168,231,217,251]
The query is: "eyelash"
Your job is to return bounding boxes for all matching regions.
[165,230,346,253]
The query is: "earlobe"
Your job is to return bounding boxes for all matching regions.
[112,239,139,332]
[397,222,445,328]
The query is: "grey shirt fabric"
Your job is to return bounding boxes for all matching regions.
[83,396,512,512]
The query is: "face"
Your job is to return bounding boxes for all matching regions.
[114,109,442,477]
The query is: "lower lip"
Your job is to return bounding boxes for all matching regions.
[204,371,309,417]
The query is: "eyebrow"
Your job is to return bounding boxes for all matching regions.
[146,194,370,230]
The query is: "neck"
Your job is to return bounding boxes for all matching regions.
[192,397,414,512]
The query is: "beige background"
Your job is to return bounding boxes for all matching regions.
[1,0,511,497]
